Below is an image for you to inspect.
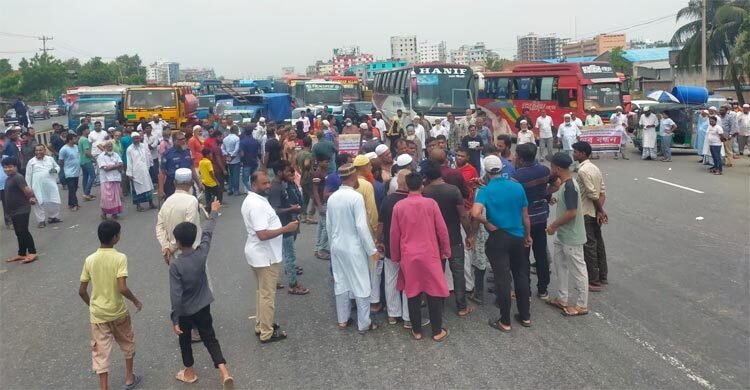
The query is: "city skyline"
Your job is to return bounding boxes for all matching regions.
[1,0,681,78]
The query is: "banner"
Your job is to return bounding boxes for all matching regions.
[579,127,622,153]
[338,134,362,156]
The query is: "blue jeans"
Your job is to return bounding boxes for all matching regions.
[660,134,672,160]
[227,163,240,194]
[241,164,257,192]
[282,235,298,286]
[709,145,723,172]
[81,162,95,196]
[316,214,329,253]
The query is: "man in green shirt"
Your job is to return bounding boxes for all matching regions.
[78,127,96,201]
[295,136,316,224]
[546,152,588,317]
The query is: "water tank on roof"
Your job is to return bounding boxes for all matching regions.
[671,86,708,105]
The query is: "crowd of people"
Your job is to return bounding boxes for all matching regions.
[2,100,747,390]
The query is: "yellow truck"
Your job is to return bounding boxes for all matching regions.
[124,86,198,128]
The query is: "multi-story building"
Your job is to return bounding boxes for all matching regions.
[146,61,180,85]
[179,67,216,81]
[316,61,333,76]
[563,33,626,58]
[517,33,565,61]
[450,42,488,66]
[305,65,318,77]
[349,60,408,81]
[332,53,374,75]
[539,36,564,61]
[418,40,447,63]
[390,35,418,63]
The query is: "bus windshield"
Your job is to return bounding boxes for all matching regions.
[341,84,362,101]
[414,73,473,113]
[71,100,118,116]
[304,83,343,105]
[127,90,177,109]
[582,83,622,110]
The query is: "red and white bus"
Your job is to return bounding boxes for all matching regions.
[477,62,624,137]
[373,63,477,125]
[327,76,363,102]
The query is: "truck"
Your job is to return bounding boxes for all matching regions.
[67,97,124,131]
[123,86,198,128]
[215,93,292,124]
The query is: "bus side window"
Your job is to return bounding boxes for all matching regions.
[539,77,555,101]
[516,78,531,100]
[496,78,509,99]
[557,89,571,108]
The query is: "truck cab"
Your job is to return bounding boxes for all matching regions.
[67,97,123,131]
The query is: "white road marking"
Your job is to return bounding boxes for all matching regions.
[593,311,715,389]
[647,177,704,194]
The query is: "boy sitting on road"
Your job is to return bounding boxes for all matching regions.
[79,220,143,390]
[170,197,234,389]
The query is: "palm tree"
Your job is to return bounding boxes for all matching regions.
[671,0,749,104]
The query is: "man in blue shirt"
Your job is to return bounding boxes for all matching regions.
[471,155,531,331]
[239,125,260,194]
[159,132,201,199]
[58,133,81,211]
[512,143,560,299]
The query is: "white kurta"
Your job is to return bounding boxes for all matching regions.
[326,185,377,298]
[639,114,659,149]
[125,143,154,195]
[25,156,61,205]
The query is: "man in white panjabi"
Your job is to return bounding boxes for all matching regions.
[125,132,156,211]
[638,107,659,160]
[326,163,381,334]
[25,144,62,228]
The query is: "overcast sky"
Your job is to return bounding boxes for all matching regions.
[1,0,685,78]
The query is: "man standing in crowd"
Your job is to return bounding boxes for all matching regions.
[327,164,381,334]
[390,173,451,342]
[78,126,96,201]
[352,154,380,311]
[535,108,554,162]
[25,144,62,228]
[312,155,331,260]
[546,152,589,317]
[471,155,531,331]
[296,136,315,224]
[638,107,659,160]
[719,105,738,166]
[461,125,483,173]
[517,120,535,145]
[572,141,608,291]
[585,107,603,127]
[422,160,474,317]
[659,111,676,163]
[2,157,37,264]
[240,125,260,193]
[156,168,201,266]
[187,125,203,170]
[737,104,750,156]
[222,125,241,196]
[512,143,559,299]
[142,124,160,184]
[58,133,81,211]
[268,160,309,296]
[557,114,581,158]
[159,132,201,199]
[515,108,533,133]
[125,132,156,212]
[241,171,299,343]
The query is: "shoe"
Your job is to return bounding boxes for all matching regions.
[539,292,549,301]
[589,284,604,292]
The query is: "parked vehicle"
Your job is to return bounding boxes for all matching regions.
[124,86,198,128]
[215,93,292,124]
[67,97,124,131]
[3,108,33,126]
[47,103,63,116]
[29,105,51,120]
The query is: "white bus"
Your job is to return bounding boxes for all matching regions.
[372,63,477,126]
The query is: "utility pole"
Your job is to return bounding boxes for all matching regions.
[701,0,707,88]
[38,35,54,56]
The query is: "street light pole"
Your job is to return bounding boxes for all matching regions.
[701,0,707,88]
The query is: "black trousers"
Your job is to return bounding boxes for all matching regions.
[178,305,226,368]
[66,176,79,207]
[486,229,530,325]
[584,216,608,284]
[0,190,10,225]
[447,243,467,310]
[164,177,176,199]
[204,185,221,211]
[407,294,444,337]
[525,223,550,294]
[11,212,36,256]
[149,159,159,184]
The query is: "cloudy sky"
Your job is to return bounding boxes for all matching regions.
[1,0,685,78]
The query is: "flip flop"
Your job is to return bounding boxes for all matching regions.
[562,306,589,317]
[125,373,143,389]
[546,299,566,310]
[514,313,532,327]
[358,322,379,335]
[260,328,288,343]
[432,328,449,342]
[488,318,511,333]
[411,330,423,340]
[457,306,474,317]
[175,369,197,384]
[21,255,37,264]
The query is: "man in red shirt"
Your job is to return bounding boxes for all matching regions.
[187,125,203,169]
[455,146,480,296]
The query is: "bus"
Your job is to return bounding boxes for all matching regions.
[372,63,476,126]
[327,76,363,102]
[477,62,624,137]
[280,76,311,106]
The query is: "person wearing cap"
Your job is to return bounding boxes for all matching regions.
[719,105,738,166]
[157,167,202,261]
[341,118,359,135]
[360,130,381,154]
[160,132,201,199]
[556,114,581,158]
[413,116,426,149]
[517,119,535,146]
[3,126,23,170]
[570,112,583,128]
[97,142,124,220]
[374,144,393,185]
[253,117,268,161]
[535,108,554,162]
[389,172,451,341]
[546,152,589,317]
[471,155,532,331]
[515,108,533,133]
[374,111,387,142]
[25,143,62,228]
[609,107,630,160]
[388,154,413,194]
[326,163,381,334]
[126,132,155,211]
[737,103,750,156]
[585,107,603,127]
[638,106,658,160]
[352,154,381,310]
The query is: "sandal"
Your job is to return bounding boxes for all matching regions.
[175,369,198,384]
[314,251,331,260]
[358,322,379,335]
[338,318,353,330]
[22,254,37,264]
[259,328,288,343]
[488,318,511,333]
[457,306,474,317]
[562,306,589,317]
[546,298,566,310]
[255,323,280,336]
[411,330,423,340]
[287,285,310,295]
[432,328,449,342]
[514,313,532,327]
[387,317,398,325]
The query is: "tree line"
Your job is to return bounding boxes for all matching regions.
[0,54,146,102]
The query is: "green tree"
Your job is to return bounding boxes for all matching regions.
[730,12,750,81]
[78,57,116,86]
[110,54,146,84]
[609,47,630,74]
[671,0,750,104]
[18,53,69,100]
[485,58,511,71]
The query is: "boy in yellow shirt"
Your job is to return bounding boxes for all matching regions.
[79,220,143,390]
[199,148,220,213]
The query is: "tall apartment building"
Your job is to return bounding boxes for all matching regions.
[332,53,374,75]
[418,40,447,63]
[450,42,488,65]
[517,33,564,61]
[146,61,180,85]
[390,35,418,63]
[563,33,626,57]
